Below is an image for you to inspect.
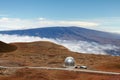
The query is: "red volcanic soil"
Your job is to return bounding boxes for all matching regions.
[0,41,120,72]
[0,41,120,80]
[0,68,120,80]
[94,62,120,72]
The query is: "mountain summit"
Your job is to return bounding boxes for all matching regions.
[1,26,120,45]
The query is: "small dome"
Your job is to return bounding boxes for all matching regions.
[64,57,75,68]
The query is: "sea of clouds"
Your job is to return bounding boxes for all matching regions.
[0,34,119,55]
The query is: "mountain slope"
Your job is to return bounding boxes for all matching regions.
[0,41,120,72]
[0,42,119,80]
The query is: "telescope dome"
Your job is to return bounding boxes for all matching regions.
[64,57,75,68]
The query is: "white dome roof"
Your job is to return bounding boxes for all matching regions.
[64,57,75,67]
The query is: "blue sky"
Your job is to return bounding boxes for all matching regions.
[0,0,120,33]
[0,0,120,19]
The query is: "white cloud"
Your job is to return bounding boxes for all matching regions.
[53,21,98,27]
[1,17,120,34]
[38,17,46,20]
[87,17,120,33]
[0,17,9,21]
[0,17,99,31]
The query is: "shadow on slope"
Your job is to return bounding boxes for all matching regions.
[0,41,17,53]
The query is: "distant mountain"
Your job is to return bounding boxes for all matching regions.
[0,26,120,55]
[0,26,120,46]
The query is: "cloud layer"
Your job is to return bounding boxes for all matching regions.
[1,17,120,33]
[88,17,120,33]
[0,17,99,31]
[0,34,119,55]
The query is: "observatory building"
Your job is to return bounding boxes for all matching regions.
[64,57,75,68]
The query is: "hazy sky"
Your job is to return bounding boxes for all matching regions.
[0,0,120,33]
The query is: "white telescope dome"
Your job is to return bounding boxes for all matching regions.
[64,57,75,68]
